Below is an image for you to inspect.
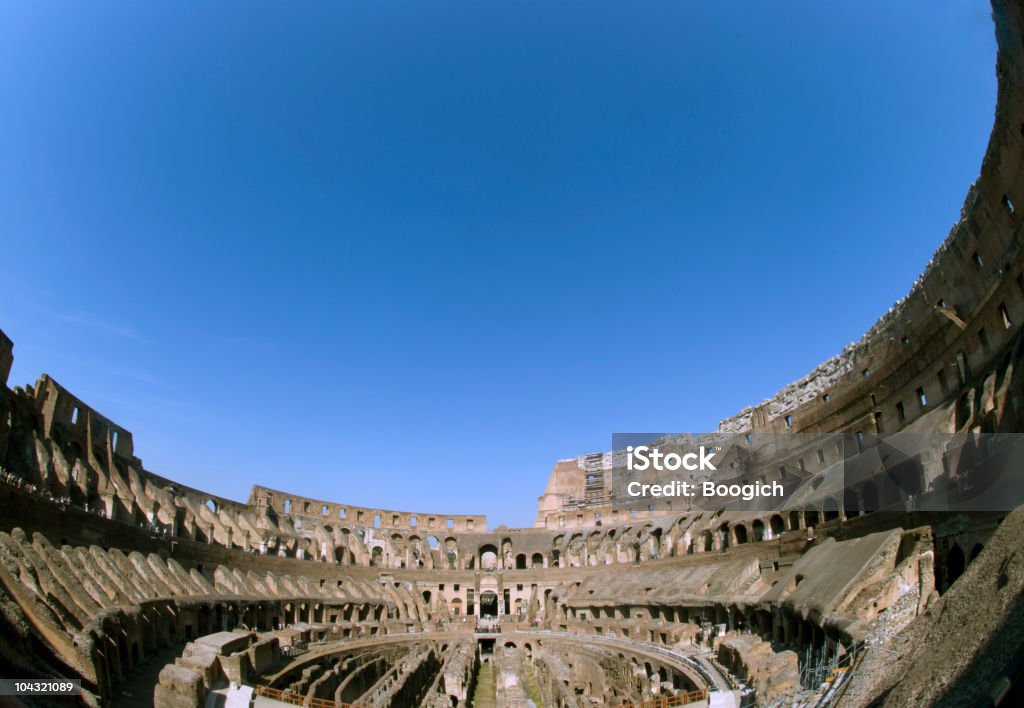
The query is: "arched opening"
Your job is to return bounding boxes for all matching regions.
[843,488,860,519]
[515,553,527,570]
[752,519,765,542]
[884,458,923,506]
[370,547,383,566]
[450,598,463,616]
[943,544,966,592]
[444,538,458,569]
[650,527,663,558]
[804,507,820,527]
[205,499,217,514]
[823,497,840,522]
[531,553,544,568]
[788,511,801,530]
[480,591,499,617]
[550,549,560,567]
[700,531,713,552]
[770,514,785,537]
[970,543,985,561]
[734,524,748,544]
[479,545,498,570]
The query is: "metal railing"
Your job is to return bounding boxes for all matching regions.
[615,689,708,707]
[253,684,367,708]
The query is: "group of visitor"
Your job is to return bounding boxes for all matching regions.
[0,466,73,509]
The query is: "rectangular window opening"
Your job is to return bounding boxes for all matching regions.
[917,387,927,408]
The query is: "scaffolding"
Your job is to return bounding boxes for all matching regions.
[583,453,607,499]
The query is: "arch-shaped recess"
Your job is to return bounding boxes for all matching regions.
[479,545,498,570]
[734,524,748,545]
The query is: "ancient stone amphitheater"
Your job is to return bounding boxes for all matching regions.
[5,3,1024,707]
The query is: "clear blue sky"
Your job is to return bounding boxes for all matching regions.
[0,2,996,528]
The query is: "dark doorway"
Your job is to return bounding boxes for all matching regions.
[943,544,966,592]
[480,591,498,617]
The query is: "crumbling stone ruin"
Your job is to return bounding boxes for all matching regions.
[3,2,1024,706]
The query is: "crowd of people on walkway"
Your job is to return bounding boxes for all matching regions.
[1,466,73,510]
